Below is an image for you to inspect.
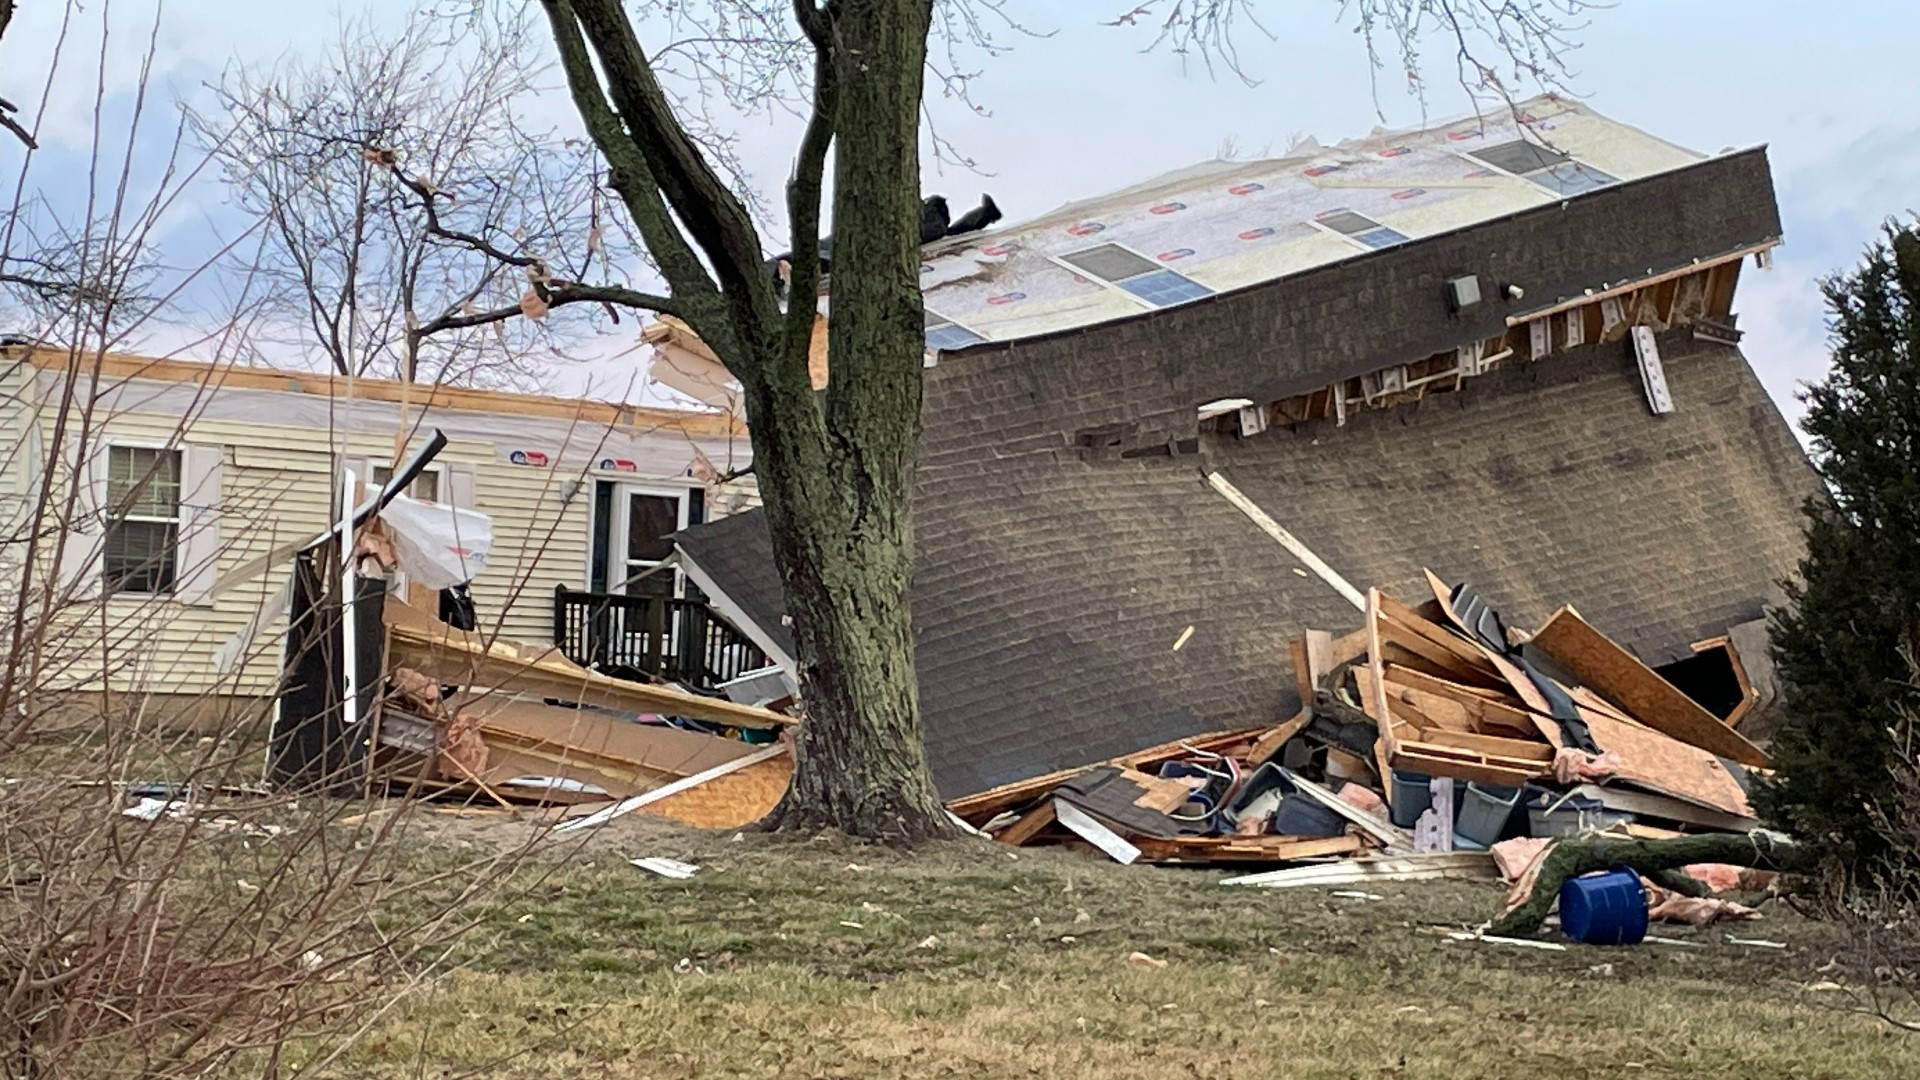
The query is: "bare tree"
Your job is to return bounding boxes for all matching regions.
[188,5,609,389]
[0,8,562,1077]
[367,0,1603,843]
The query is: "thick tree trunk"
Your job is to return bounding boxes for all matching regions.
[1490,833,1815,937]
[754,0,954,843]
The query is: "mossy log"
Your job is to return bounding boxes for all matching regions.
[1489,832,1813,937]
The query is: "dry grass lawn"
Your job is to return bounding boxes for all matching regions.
[304,812,1910,1079]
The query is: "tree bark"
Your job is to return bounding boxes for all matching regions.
[1490,832,1815,937]
[755,0,954,843]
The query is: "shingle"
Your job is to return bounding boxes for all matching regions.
[672,151,1815,800]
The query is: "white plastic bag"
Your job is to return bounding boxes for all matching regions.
[378,493,492,589]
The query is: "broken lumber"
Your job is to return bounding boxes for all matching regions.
[1528,605,1769,768]
[1132,834,1366,863]
[383,599,795,731]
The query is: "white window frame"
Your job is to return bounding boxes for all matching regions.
[369,461,446,505]
[1049,241,1213,312]
[593,480,694,596]
[102,441,182,597]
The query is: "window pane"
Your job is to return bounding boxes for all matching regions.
[926,323,987,351]
[104,519,177,594]
[107,447,179,519]
[1314,210,1380,236]
[1059,244,1160,283]
[1530,162,1618,196]
[1119,269,1213,308]
[626,493,680,563]
[1470,140,1570,175]
[412,471,441,504]
[1354,227,1410,249]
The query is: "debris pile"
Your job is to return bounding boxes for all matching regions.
[949,569,1768,879]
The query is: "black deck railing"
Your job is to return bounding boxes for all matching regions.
[552,585,770,690]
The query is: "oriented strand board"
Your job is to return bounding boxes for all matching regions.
[639,750,794,830]
[1534,709,1753,818]
[1529,606,1769,767]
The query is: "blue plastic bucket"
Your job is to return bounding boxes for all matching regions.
[1558,869,1649,945]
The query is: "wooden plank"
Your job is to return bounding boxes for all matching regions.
[1535,706,1754,818]
[1529,605,1769,767]
[1418,730,1554,762]
[1134,834,1365,864]
[1305,630,1336,688]
[1328,626,1370,667]
[384,601,796,731]
[1420,570,1556,715]
[1206,471,1365,610]
[1376,591,1503,681]
[1220,851,1497,888]
[1503,241,1777,325]
[993,801,1057,847]
[1289,636,1314,705]
[1389,750,1539,789]
[1053,799,1141,865]
[1385,667,1537,733]
[944,726,1268,819]
[1384,684,1478,733]
[1399,741,1552,774]
[551,744,790,833]
[1247,709,1312,767]
[1363,591,1399,788]
[1384,664,1513,703]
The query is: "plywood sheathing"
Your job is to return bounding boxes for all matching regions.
[632,748,794,830]
[1529,605,1769,767]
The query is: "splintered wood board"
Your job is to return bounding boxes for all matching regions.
[1529,605,1769,767]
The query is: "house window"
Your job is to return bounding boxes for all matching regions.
[370,463,442,504]
[104,445,180,595]
[1057,244,1213,308]
[1469,140,1617,196]
[600,487,688,599]
[1313,209,1409,250]
[924,309,986,352]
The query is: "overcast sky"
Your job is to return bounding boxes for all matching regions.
[4,0,1916,421]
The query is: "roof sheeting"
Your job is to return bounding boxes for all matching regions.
[917,95,1705,343]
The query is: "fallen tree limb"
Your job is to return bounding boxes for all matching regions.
[1490,832,1813,938]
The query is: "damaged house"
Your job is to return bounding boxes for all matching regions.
[663,96,1822,802]
[0,348,762,710]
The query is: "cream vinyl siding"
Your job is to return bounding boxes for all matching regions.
[7,367,751,698]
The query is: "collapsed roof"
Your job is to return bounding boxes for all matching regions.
[672,111,1819,802]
